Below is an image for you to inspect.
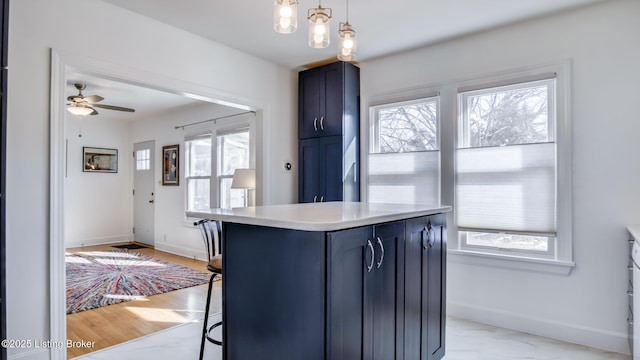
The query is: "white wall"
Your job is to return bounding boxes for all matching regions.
[64,115,133,248]
[360,0,640,354]
[6,0,297,358]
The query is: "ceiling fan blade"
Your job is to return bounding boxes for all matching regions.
[84,95,104,103]
[89,107,99,115]
[92,103,135,112]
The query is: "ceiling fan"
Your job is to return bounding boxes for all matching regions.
[66,83,135,116]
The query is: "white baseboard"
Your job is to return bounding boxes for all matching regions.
[154,242,208,262]
[65,234,132,249]
[8,347,49,360]
[447,301,630,355]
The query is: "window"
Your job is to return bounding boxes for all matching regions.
[217,129,250,209]
[135,149,150,170]
[456,78,557,258]
[366,64,572,271]
[185,135,212,212]
[368,97,440,204]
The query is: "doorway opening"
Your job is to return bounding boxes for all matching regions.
[51,50,263,359]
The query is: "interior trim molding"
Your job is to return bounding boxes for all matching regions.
[49,48,267,360]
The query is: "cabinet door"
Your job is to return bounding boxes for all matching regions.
[320,136,343,202]
[404,215,446,360]
[328,226,373,359]
[404,217,425,359]
[299,136,343,203]
[299,68,321,139]
[422,213,446,360]
[319,62,343,137]
[364,221,405,360]
[298,138,321,203]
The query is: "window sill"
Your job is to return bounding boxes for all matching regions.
[448,249,575,275]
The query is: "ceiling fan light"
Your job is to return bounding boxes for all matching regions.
[307,5,331,48]
[338,22,357,61]
[66,105,93,116]
[274,0,298,34]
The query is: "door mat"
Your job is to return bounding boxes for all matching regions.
[112,243,149,250]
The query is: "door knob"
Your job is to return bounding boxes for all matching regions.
[149,200,154,203]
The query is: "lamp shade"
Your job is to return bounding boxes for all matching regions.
[338,22,357,61]
[307,6,331,48]
[274,0,298,34]
[67,105,93,116]
[231,169,256,189]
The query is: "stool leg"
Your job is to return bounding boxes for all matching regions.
[199,273,216,360]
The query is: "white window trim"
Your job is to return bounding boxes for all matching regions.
[184,118,255,224]
[452,61,574,274]
[363,88,442,202]
[184,133,213,222]
[362,60,574,274]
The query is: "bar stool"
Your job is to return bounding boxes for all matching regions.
[194,219,223,359]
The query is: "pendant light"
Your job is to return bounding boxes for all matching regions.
[307,1,332,49]
[338,0,357,61]
[274,0,298,34]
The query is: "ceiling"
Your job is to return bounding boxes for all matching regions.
[102,0,604,70]
[65,70,207,122]
[71,0,604,120]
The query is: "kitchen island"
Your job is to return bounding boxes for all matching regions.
[188,202,451,360]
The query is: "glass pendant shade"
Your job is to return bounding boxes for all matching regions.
[66,105,93,116]
[307,6,331,48]
[274,0,298,34]
[338,22,357,61]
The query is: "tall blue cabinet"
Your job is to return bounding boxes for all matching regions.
[298,61,360,203]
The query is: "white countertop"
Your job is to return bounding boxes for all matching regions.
[187,202,452,231]
[628,225,640,241]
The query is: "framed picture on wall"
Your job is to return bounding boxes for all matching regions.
[162,144,179,185]
[83,147,118,173]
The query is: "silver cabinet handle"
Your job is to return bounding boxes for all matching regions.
[367,240,375,273]
[629,266,634,271]
[628,317,634,325]
[422,226,428,249]
[320,116,324,130]
[429,227,436,248]
[320,196,324,202]
[628,290,633,297]
[313,195,317,202]
[422,221,436,248]
[376,237,384,268]
[313,117,318,131]
[630,239,635,244]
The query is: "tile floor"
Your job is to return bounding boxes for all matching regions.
[76,314,630,360]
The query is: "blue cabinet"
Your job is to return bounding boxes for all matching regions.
[405,214,447,360]
[297,62,360,203]
[221,214,446,360]
[298,136,352,202]
[327,221,405,359]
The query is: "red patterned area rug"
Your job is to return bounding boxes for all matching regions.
[66,250,218,314]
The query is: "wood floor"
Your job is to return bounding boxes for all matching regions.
[66,243,222,359]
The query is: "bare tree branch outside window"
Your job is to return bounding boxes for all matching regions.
[377,100,438,153]
[466,85,549,147]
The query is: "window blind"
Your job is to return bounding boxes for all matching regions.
[368,150,440,205]
[456,142,556,235]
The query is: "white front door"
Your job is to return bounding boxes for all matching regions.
[133,141,155,246]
